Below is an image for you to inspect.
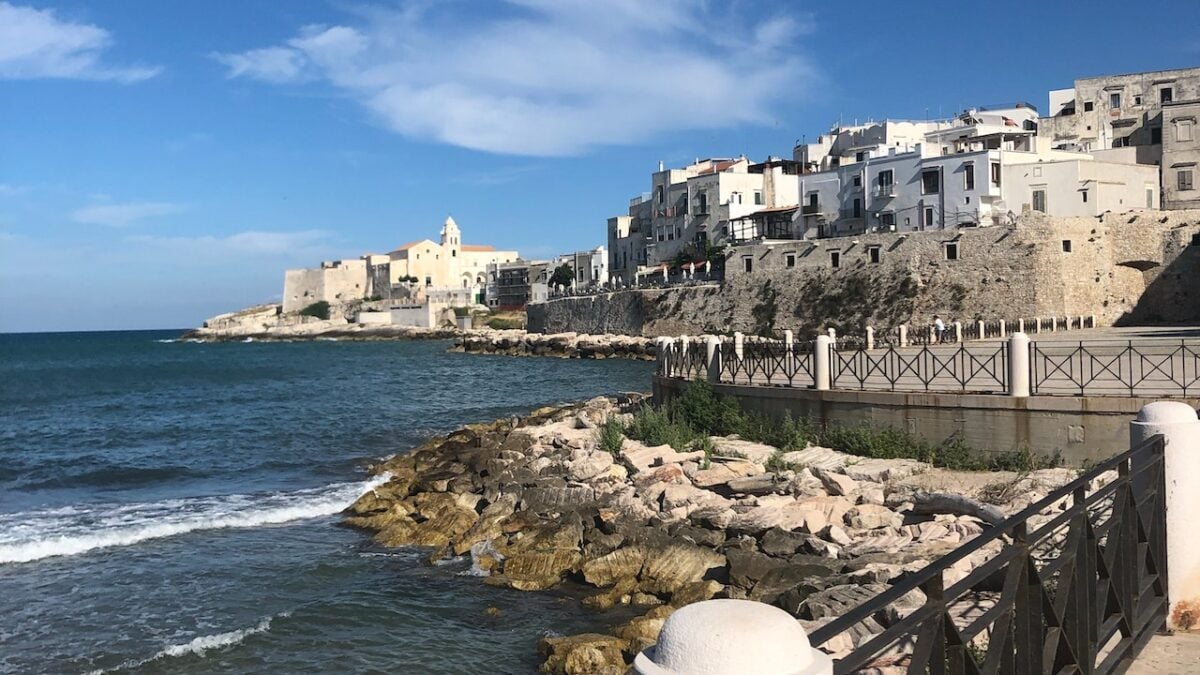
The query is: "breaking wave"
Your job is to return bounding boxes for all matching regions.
[0,474,389,564]
[87,612,289,673]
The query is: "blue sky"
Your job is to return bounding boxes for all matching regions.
[2,0,1198,332]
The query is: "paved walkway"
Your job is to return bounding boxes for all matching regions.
[1127,632,1200,674]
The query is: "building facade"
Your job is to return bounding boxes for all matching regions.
[1163,99,1200,210]
[386,217,518,295]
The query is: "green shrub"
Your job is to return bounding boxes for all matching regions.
[625,404,699,449]
[452,306,471,318]
[486,317,524,330]
[597,417,625,456]
[299,301,331,320]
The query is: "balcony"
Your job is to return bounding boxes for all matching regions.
[872,183,897,200]
[801,203,821,215]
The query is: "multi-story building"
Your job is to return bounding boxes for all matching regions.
[551,246,609,289]
[1162,99,1200,210]
[386,217,519,294]
[607,157,802,283]
[487,260,551,309]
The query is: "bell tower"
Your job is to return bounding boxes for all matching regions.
[440,216,461,249]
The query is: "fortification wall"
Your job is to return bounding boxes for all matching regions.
[529,210,1200,336]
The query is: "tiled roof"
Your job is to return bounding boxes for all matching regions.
[461,244,496,252]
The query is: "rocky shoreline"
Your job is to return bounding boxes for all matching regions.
[343,396,1084,673]
[451,331,656,360]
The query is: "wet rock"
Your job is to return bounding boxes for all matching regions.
[536,633,628,675]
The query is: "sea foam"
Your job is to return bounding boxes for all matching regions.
[87,612,290,674]
[0,474,389,564]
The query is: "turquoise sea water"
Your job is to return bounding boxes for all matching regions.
[0,331,653,674]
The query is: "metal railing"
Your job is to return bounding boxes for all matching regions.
[808,434,1167,674]
[719,340,814,387]
[1032,340,1200,396]
[831,342,1008,393]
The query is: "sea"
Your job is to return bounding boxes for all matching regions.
[0,331,654,674]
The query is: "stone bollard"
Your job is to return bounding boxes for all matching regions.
[814,335,833,390]
[977,320,986,340]
[678,335,689,376]
[954,321,963,344]
[998,320,1006,339]
[1063,316,1070,331]
[1017,318,1025,334]
[733,331,744,360]
[1090,314,1097,329]
[1051,317,1057,332]
[1008,332,1031,397]
[898,325,908,348]
[865,326,875,351]
[655,337,668,375]
[705,336,722,383]
[783,330,795,379]
[1130,402,1200,632]
[634,599,832,675]
[929,325,936,344]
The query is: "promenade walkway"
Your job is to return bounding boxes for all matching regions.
[1127,632,1200,674]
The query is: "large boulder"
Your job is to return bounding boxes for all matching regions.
[537,634,628,675]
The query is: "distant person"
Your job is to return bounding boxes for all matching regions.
[933,315,946,344]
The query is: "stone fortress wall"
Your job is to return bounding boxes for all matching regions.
[529,210,1200,337]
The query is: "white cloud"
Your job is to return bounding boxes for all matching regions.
[71,201,183,227]
[212,1,816,156]
[128,229,333,256]
[0,2,160,82]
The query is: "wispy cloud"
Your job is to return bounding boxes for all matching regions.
[128,229,333,256]
[0,2,160,83]
[0,183,31,197]
[71,201,183,227]
[212,1,816,156]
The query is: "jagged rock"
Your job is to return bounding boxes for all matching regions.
[710,437,777,465]
[453,493,517,555]
[611,606,673,660]
[727,548,785,589]
[639,543,726,596]
[582,546,648,588]
[814,466,859,496]
[824,524,852,546]
[760,527,813,557]
[497,549,584,591]
[777,446,849,472]
[844,532,914,556]
[536,633,628,675]
[691,459,761,489]
[845,504,905,530]
[725,474,788,496]
[566,449,614,482]
[844,458,929,483]
[800,583,891,621]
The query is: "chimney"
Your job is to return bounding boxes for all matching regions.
[658,160,664,172]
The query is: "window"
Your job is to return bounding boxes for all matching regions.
[425,276,432,286]
[944,242,959,260]
[881,212,896,231]
[921,169,940,194]
[830,251,841,268]
[923,206,935,228]
[1033,166,1042,177]
[1192,232,1200,247]
[730,191,742,204]
[868,246,881,263]
[852,198,861,218]
[963,163,975,190]
[1161,87,1174,104]
[808,193,818,207]
[1062,240,1073,253]
[1081,190,1089,203]
[1179,170,1195,191]
[855,151,865,162]
[1152,126,1163,144]
[754,191,763,205]
[878,169,894,189]
[990,162,1001,186]
[1147,188,1155,208]
[1032,189,1047,212]
[1110,92,1121,109]
[852,175,861,187]
[655,186,664,204]
[1135,95,1143,105]
[1177,120,1194,143]
[452,249,457,257]
[1084,101,1094,112]
[742,257,753,273]
[696,191,708,214]
[785,253,796,268]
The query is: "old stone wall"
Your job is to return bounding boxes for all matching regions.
[529,210,1200,336]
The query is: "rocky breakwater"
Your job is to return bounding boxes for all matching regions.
[344,398,1081,673]
[452,330,656,360]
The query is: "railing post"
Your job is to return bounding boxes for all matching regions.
[733,331,744,361]
[633,599,833,675]
[899,325,908,348]
[655,337,668,375]
[784,329,795,379]
[999,319,1006,339]
[977,320,986,340]
[954,321,962,344]
[1090,314,1097,329]
[706,336,721,383]
[814,335,832,391]
[1017,318,1025,334]
[865,326,874,351]
[1008,332,1031,397]
[678,335,689,377]
[1131,402,1200,631]
[1051,317,1058,332]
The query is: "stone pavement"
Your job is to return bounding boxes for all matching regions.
[1127,632,1200,675]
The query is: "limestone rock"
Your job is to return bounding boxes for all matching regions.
[845,504,905,530]
[843,458,929,483]
[815,466,859,496]
[536,633,628,675]
[709,437,777,465]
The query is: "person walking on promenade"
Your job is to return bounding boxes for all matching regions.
[933,315,946,344]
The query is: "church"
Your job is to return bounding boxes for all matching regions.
[386,217,519,292]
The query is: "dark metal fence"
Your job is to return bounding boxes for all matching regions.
[809,434,1168,674]
[718,340,814,387]
[830,343,1008,393]
[1032,340,1200,397]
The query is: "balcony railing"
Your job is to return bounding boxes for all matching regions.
[801,204,821,215]
[872,183,896,199]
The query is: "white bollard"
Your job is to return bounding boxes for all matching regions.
[1130,402,1200,631]
[954,321,963,344]
[977,320,986,340]
[1090,314,1097,329]
[783,329,795,379]
[705,336,721,383]
[814,335,833,390]
[1008,332,1031,397]
[1051,317,1057,332]
[678,335,689,376]
[655,337,668,374]
[898,325,908,348]
[998,320,1006,339]
[827,327,836,340]
[733,331,744,360]
[1017,318,1025,334]
[634,599,832,675]
[865,326,875,351]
